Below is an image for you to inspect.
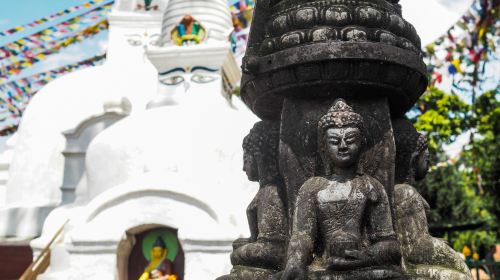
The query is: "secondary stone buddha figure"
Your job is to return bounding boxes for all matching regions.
[139,237,177,280]
[281,99,402,280]
[392,118,472,280]
[171,15,206,46]
[230,121,288,271]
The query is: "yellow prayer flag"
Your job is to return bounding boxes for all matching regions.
[478,26,487,40]
[451,59,462,74]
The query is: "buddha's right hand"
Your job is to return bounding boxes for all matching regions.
[280,263,306,280]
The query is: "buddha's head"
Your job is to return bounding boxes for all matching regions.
[151,236,168,260]
[181,15,195,26]
[242,121,281,185]
[318,99,366,175]
[393,118,429,184]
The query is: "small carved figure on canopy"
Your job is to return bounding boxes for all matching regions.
[281,99,402,279]
[171,15,206,46]
[139,237,177,280]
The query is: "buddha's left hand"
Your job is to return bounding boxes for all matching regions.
[327,250,373,270]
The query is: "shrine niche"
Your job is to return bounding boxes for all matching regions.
[126,227,184,280]
[171,15,206,46]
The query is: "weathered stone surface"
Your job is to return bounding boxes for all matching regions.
[220,121,288,278]
[220,1,471,279]
[240,0,427,120]
[280,97,395,222]
[280,100,401,280]
[218,265,279,280]
[393,118,472,280]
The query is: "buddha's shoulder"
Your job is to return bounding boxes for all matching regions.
[395,183,428,208]
[357,174,384,191]
[298,176,330,194]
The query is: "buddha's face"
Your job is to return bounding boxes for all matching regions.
[151,247,166,259]
[325,127,363,169]
[414,148,429,181]
[243,151,259,182]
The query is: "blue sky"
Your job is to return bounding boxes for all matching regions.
[0,0,108,81]
[0,0,93,44]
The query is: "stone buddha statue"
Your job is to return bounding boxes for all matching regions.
[218,121,288,280]
[392,118,472,280]
[281,99,402,280]
[231,121,288,270]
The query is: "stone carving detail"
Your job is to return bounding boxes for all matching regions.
[393,118,473,280]
[240,0,427,121]
[280,100,402,279]
[219,121,288,279]
[220,0,471,279]
[261,1,421,55]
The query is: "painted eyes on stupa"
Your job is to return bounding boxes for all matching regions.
[126,34,161,47]
[149,34,161,46]
[191,74,218,84]
[159,74,218,86]
[127,38,143,46]
[159,75,185,86]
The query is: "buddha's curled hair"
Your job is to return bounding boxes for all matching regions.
[243,121,281,184]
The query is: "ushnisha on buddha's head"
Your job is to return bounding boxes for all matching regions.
[242,121,281,185]
[318,99,366,176]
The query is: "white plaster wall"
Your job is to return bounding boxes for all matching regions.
[35,181,247,280]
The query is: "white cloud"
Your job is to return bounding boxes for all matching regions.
[400,0,473,45]
[436,0,472,12]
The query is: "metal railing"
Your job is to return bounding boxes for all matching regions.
[469,260,500,280]
[19,220,68,280]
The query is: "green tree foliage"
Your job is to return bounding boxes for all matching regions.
[414,88,470,152]
[411,88,499,254]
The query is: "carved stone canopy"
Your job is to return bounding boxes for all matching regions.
[240,0,428,120]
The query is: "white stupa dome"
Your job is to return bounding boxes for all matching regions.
[5,65,156,205]
[84,93,258,229]
[0,0,165,238]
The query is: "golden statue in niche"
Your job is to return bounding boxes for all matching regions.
[139,237,177,280]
